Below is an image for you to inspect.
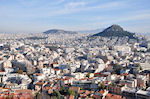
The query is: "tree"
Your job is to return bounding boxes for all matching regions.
[52,96,57,99]
[60,86,65,91]
[46,95,51,99]
[56,91,61,99]
[112,64,121,75]
[86,73,91,78]
[134,63,142,70]
[68,90,75,96]
[17,70,23,74]
[52,91,61,99]
[60,86,67,95]
[99,82,106,90]
[140,66,142,70]
[29,74,33,79]
[134,63,140,67]
[35,92,42,99]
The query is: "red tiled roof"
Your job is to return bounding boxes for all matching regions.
[52,62,58,64]
[0,70,5,72]
[104,93,126,99]
[35,73,42,76]
[55,78,61,81]
[35,82,45,85]
[85,90,90,95]
[92,95,101,98]
[69,95,74,99]
[121,73,129,76]
[99,90,105,94]
[79,90,85,94]
[54,68,60,71]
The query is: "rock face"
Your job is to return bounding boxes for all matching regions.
[92,24,136,39]
[43,29,77,34]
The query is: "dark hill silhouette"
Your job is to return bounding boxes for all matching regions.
[92,24,136,39]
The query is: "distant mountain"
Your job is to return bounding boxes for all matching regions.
[43,29,77,34]
[137,33,150,36]
[92,24,136,39]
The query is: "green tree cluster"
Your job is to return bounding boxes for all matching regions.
[112,64,121,75]
[17,70,23,74]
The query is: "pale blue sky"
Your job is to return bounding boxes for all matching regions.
[0,0,150,33]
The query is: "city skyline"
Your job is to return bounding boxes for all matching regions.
[0,0,150,33]
[1,1,150,98]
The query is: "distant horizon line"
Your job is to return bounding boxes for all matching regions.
[0,24,150,34]
[0,31,150,35]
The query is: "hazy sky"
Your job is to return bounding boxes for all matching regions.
[0,0,150,33]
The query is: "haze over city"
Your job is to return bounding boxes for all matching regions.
[1,0,150,99]
[0,0,150,33]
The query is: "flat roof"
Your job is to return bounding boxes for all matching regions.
[137,90,150,96]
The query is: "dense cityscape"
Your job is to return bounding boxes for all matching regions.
[1,0,150,99]
[0,25,150,99]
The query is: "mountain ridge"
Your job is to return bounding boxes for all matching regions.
[92,24,136,39]
[43,29,77,34]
